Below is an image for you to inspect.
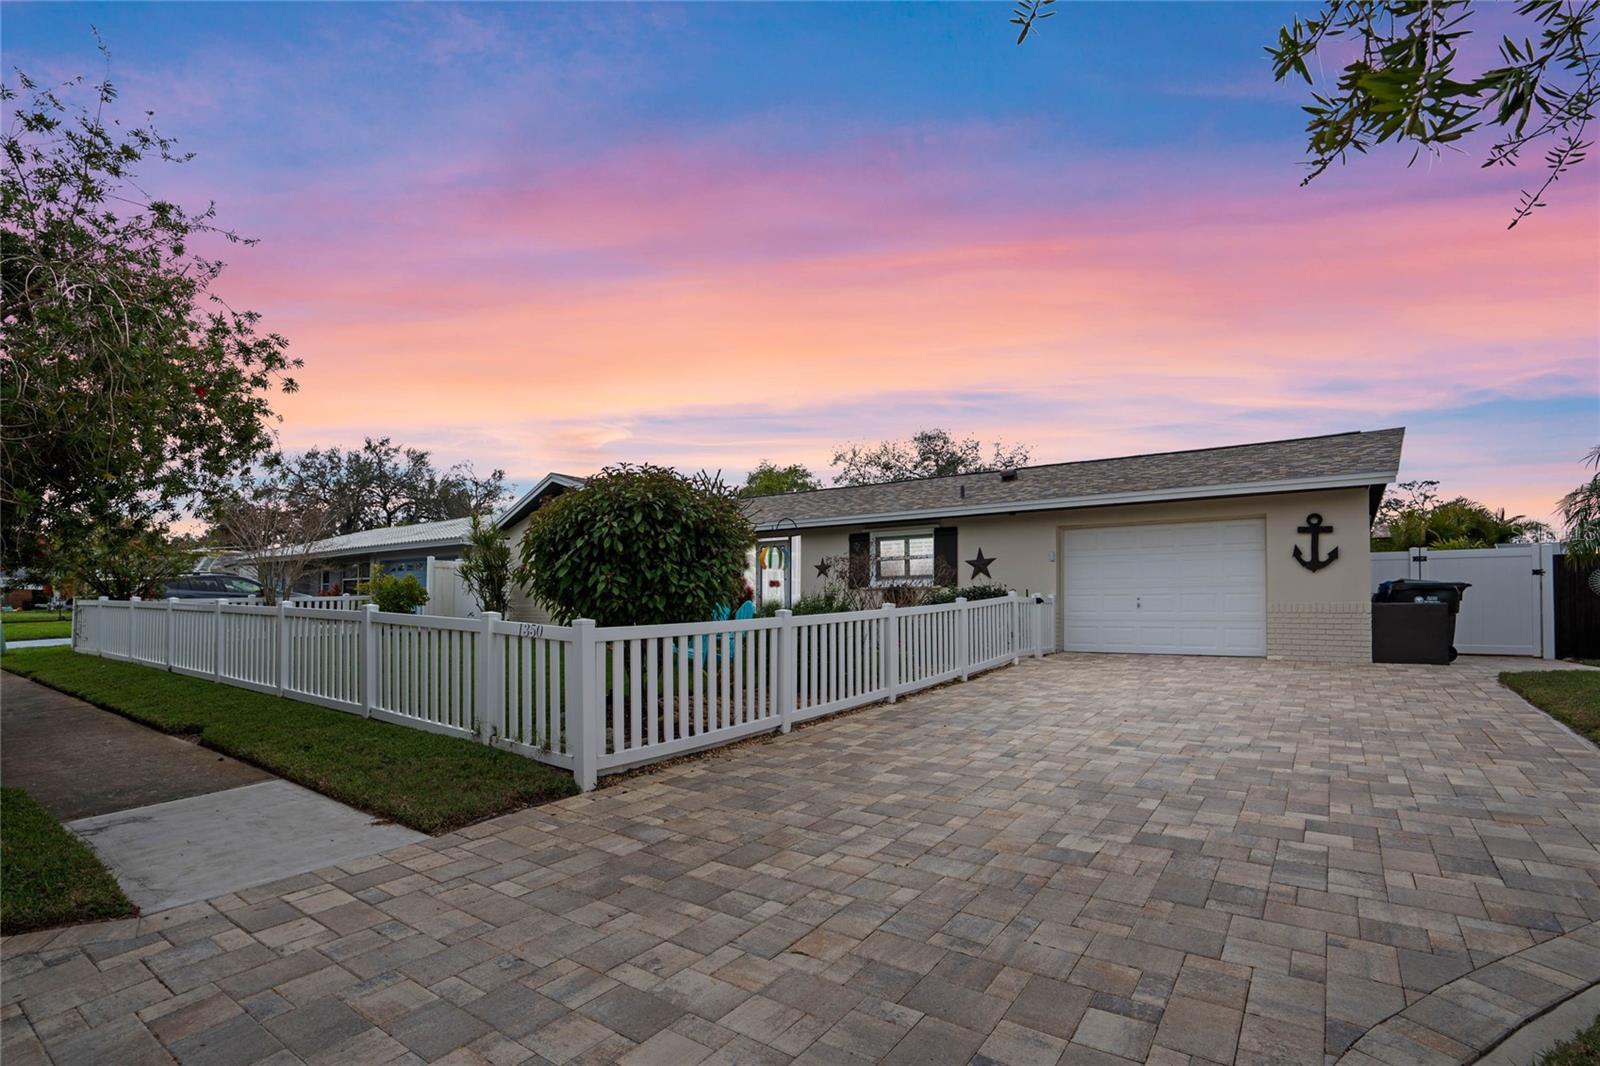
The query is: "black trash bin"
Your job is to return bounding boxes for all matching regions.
[1372,579,1472,664]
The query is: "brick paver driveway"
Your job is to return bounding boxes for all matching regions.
[6,655,1600,1066]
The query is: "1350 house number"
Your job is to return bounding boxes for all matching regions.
[517,623,544,638]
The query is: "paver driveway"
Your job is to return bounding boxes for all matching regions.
[5,655,1600,1066]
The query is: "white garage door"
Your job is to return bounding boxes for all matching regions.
[1062,519,1266,656]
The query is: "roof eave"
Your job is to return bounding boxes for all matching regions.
[493,473,586,530]
[750,470,1400,532]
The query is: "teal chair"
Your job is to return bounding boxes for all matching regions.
[685,601,753,661]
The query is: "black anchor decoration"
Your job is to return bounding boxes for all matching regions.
[1293,513,1339,572]
[813,559,832,578]
[966,549,996,579]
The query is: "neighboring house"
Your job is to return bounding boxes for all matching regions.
[744,428,1405,663]
[289,517,477,595]
[491,473,587,622]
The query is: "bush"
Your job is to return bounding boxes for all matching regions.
[515,464,753,626]
[790,586,858,616]
[924,583,1012,605]
[367,570,428,614]
[458,514,512,615]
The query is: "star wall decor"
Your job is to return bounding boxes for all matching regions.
[814,559,832,578]
[966,549,996,579]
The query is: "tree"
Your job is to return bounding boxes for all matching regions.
[457,513,513,615]
[1,52,300,575]
[1372,478,1544,550]
[1267,0,1598,228]
[1560,444,1600,567]
[831,429,1033,486]
[742,461,821,497]
[514,464,753,625]
[1015,1,1598,227]
[52,522,190,600]
[205,466,340,604]
[281,438,508,535]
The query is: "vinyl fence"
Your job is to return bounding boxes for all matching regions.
[74,592,1056,790]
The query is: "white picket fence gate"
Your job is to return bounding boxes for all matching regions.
[1372,543,1559,657]
[73,593,1056,790]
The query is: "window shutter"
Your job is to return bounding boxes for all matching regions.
[933,527,959,586]
[847,532,871,588]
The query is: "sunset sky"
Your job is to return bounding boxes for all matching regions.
[6,2,1597,524]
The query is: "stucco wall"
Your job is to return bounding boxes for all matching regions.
[770,487,1374,662]
[496,514,555,624]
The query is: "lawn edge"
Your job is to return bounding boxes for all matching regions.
[1,652,576,836]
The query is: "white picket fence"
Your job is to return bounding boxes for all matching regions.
[290,593,372,610]
[73,592,1056,790]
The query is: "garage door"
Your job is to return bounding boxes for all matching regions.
[1062,519,1266,656]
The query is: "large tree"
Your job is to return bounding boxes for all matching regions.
[281,437,508,536]
[1015,1,1599,227]
[1560,445,1600,566]
[831,429,1033,486]
[2,56,300,573]
[742,461,821,497]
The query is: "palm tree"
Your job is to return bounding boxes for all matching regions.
[1561,446,1600,568]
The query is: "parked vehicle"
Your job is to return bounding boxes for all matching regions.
[163,573,267,600]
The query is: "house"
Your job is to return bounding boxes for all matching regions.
[743,428,1405,663]
[273,473,582,606]
[289,517,477,595]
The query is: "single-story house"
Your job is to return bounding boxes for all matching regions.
[284,473,585,596]
[743,428,1405,663]
[289,517,474,595]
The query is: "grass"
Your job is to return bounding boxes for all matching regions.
[1501,669,1600,746]
[1534,1011,1600,1065]
[3,618,72,641]
[2,647,578,834]
[1,787,134,934]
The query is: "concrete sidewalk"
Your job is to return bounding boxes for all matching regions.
[0,672,425,913]
[1,673,270,820]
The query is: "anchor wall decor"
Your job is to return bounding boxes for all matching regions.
[1293,513,1339,572]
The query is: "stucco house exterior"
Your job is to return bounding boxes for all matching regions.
[743,428,1405,663]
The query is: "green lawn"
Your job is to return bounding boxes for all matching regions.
[3,618,72,641]
[2,647,577,834]
[1,787,133,933]
[1534,1011,1600,1065]
[1501,669,1600,746]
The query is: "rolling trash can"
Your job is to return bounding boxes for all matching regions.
[1371,579,1472,664]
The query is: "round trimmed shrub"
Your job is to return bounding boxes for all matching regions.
[514,464,753,626]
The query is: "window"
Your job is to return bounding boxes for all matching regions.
[872,530,934,585]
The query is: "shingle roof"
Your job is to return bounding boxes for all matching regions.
[301,517,474,558]
[744,428,1405,530]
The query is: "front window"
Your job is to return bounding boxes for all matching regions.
[872,531,934,585]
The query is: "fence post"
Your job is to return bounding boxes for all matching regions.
[1032,597,1044,658]
[955,597,969,681]
[212,598,224,680]
[1044,593,1056,655]
[165,598,176,671]
[478,612,502,744]
[569,619,599,792]
[276,600,290,697]
[96,596,108,658]
[881,602,899,703]
[361,604,378,716]
[1007,591,1021,664]
[777,609,795,734]
[128,596,141,660]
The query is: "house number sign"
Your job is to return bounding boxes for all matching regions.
[1293,513,1338,572]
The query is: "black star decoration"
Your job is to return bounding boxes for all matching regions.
[966,549,996,579]
[814,559,832,578]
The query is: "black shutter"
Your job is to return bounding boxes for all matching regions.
[847,532,871,588]
[933,527,958,586]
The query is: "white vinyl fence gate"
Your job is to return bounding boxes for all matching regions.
[1373,543,1562,657]
[73,593,1056,790]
